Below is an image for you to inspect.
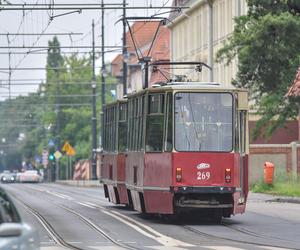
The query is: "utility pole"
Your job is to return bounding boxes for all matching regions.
[91,19,97,180]
[122,0,127,95]
[55,68,60,181]
[101,0,106,107]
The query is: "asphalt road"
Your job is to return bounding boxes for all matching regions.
[1,183,300,250]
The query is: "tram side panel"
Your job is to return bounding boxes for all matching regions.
[116,153,128,204]
[143,153,173,214]
[125,152,145,212]
[102,153,119,204]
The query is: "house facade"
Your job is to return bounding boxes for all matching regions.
[168,0,247,86]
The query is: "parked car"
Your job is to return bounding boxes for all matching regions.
[0,187,39,249]
[18,170,41,183]
[0,171,16,184]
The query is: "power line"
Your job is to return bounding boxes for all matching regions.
[0,32,83,36]
[0,46,123,49]
[0,5,183,11]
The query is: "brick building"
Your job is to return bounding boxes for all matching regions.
[111,21,170,99]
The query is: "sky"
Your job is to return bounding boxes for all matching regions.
[0,0,172,100]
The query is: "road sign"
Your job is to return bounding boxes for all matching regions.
[42,149,49,168]
[66,147,76,156]
[48,139,55,147]
[54,150,62,160]
[62,142,76,156]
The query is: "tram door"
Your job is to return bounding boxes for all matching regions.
[237,91,248,204]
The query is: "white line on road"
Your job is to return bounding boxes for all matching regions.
[75,201,97,209]
[46,190,73,200]
[100,209,193,247]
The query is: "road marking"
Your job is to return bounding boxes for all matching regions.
[258,247,290,250]
[40,247,66,250]
[83,201,99,207]
[148,247,190,250]
[204,247,245,250]
[28,186,192,248]
[76,201,97,209]
[101,209,193,247]
[89,247,124,250]
[46,190,73,200]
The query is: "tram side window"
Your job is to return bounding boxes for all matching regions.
[128,100,133,151]
[164,93,173,152]
[146,94,164,152]
[118,103,127,152]
[104,106,117,152]
[128,97,144,152]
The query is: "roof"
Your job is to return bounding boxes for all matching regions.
[126,82,246,98]
[287,67,300,97]
[126,21,162,53]
[111,54,123,77]
[111,21,166,77]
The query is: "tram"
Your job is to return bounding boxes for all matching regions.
[101,81,249,221]
[101,100,129,205]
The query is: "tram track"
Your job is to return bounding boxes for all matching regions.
[10,190,141,250]
[182,223,298,249]
[58,204,141,250]
[12,194,84,250]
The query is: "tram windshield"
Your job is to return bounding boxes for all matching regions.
[174,92,233,152]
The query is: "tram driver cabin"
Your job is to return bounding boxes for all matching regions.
[101,82,248,221]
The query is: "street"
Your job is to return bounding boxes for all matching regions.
[1,183,299,250]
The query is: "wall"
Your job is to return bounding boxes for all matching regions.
[249,143,300,184]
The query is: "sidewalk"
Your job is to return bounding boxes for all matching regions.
[56,180,103,187]
[54,181,300,204]
[248,191,300,204]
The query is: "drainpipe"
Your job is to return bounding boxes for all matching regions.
[207,0,213,82]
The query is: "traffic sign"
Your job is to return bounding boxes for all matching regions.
[62,142,76,156]
[48,139,55,147]
[54,150,62,160]
[42,149,49,168]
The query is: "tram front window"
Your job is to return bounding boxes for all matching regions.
[175,92,233,152]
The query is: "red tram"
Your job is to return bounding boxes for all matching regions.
[101,83,248,221]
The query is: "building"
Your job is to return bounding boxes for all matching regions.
[168,0,247,86]
[111,21,170,99]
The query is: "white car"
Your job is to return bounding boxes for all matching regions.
[0,187,39,249]
[18,170,42,183]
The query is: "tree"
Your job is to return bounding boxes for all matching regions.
[217,0,300,138]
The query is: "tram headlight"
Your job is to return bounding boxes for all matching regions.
[225,168,231,183]
[176,167,182,182]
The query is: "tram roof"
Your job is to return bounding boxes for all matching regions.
[127,82,247,97]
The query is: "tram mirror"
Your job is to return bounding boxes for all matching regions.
[237,92,248,110]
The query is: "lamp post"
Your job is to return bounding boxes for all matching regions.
[91,20,97,180]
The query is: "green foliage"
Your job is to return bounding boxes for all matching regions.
[251,177,300,197]
[217,1,300,139]
[0,36,117,172]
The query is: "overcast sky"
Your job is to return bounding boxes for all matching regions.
[0,0,172,100]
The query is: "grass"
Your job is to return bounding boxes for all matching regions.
[251,173,300,197]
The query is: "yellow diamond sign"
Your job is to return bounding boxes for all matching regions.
[54,150,62,160]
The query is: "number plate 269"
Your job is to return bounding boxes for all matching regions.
[197,171,211,181]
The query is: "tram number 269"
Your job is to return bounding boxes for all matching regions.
[197,171,210,181]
